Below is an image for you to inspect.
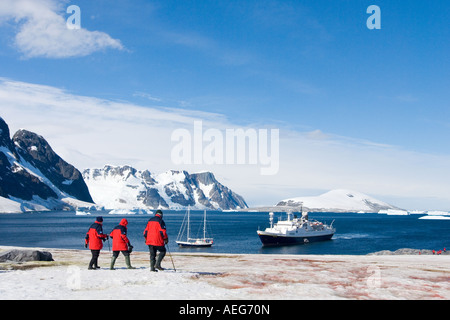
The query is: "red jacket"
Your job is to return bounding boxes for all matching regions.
[85,221,107,250]
[143,214,168,246]
[109,219,131,251]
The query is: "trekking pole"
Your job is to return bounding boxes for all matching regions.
[166,244,176,272]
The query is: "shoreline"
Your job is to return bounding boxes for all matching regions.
[1,242,448,256]
[0,245,449,300]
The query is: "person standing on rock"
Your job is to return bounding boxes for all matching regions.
[143,210,169,271]
[109,218,135,269]
[85,216,108,270]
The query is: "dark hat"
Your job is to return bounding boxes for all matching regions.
[155,210,163,217]
[96,216,103,222]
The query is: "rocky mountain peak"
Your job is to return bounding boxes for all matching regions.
[83,165,248,211]
[0,117,94,211]
[13,129,93,203]
[0,117,14,151]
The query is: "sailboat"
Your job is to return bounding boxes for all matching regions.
[176,207,214,247]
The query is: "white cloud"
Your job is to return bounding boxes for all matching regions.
[1,77,449,210]
[133,92,163,102]
[0,0,123,58]
[0,77,227,171]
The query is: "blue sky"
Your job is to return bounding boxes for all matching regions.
[0,0,449,209]
[1,0,449,152]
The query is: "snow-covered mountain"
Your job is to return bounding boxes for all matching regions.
[276,189,400,213]
[83,165,248,211]
[0,117,95,213]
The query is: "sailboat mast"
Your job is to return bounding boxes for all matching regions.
[187,206,190,240]
[203,210,206,239]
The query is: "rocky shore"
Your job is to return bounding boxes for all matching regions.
[368,248,449,255]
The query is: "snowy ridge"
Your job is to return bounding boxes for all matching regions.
[0,117,96,213]
[276,189,400,213]
[83,165,248,211]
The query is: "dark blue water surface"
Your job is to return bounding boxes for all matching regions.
[0,211,448,255]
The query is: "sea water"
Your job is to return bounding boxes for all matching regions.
[0,211,448,255]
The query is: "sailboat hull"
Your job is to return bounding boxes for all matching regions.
[176,240,213,247]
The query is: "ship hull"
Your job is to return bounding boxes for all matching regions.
[257,232,334,247]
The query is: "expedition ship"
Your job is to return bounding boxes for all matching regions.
[257,211,335,246]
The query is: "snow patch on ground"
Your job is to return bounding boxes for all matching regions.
[0,246,449,300]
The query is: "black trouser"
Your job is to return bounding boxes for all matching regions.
[148,245,166,267]
[112,250,130,258]
[89,250,100,269]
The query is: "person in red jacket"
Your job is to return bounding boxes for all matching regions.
[109,218,135,269]
[143,210,168,271]
[85,216,108,270]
